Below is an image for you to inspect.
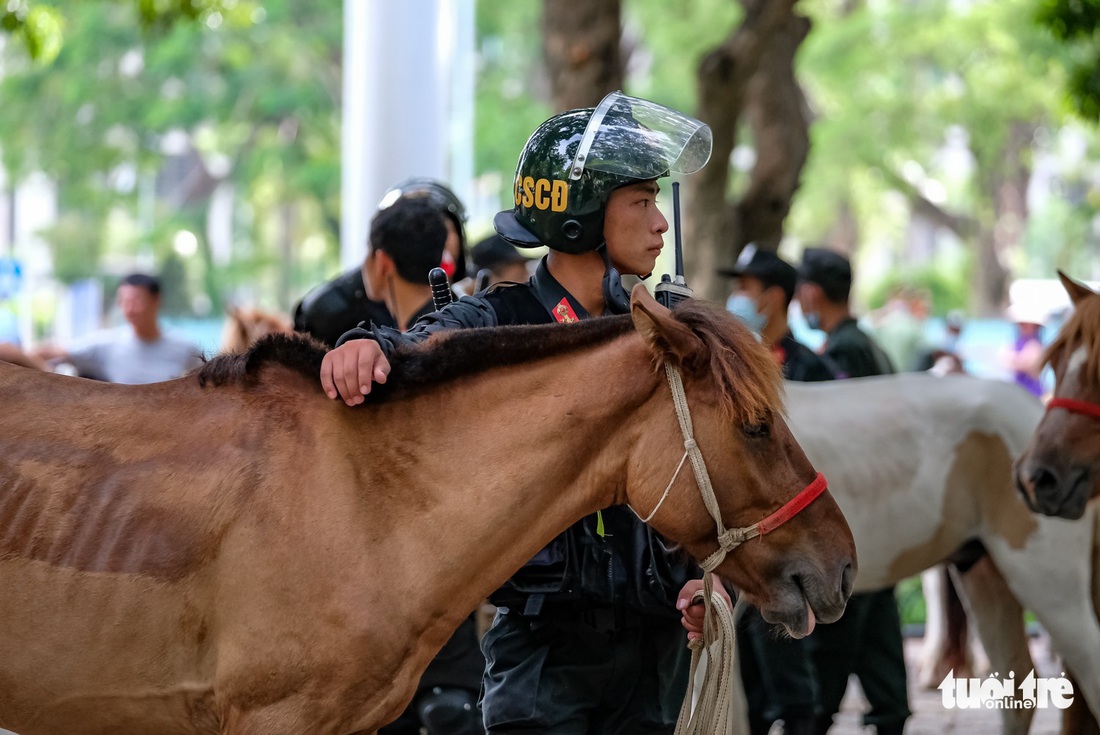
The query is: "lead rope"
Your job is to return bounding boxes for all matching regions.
[663,364,739,735]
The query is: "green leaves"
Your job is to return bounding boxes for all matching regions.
[2,3,64,63]
[1037,0,1100,119]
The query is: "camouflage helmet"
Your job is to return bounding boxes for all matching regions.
[494,91,712,254]
[378,177,469,279]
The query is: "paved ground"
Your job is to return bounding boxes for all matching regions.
[824,636,1065,735]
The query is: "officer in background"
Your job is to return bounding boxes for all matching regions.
[293,178,468,347]
[320,91,717,735]
[720,245,834,735]
[722,245,836,383]
[796,248,894,379]
[795,247,909,735]
[470,233,535,290]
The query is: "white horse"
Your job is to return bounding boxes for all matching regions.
[777,373,1099,735]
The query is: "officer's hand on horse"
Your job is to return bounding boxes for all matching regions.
[320,339,390,406]
[676,578,733,643]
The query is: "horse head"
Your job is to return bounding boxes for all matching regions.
[625,285,856,638]
[220,306,294,354]
[1016,271,1100,519]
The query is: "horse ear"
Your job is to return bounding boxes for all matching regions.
[1058,270,1096,306]
[630,284,704,367]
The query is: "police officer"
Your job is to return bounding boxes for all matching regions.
[720,245,835,735]
[293,178,469,347]
[795,247,909,735]
[320,91,718,734]
[470,233,534,289]
[796,247,895,379]
[722,245,837,383]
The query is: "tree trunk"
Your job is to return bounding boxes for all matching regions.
[973,121,1034,316]
[685,0,805,303]
[541,0,623,112]
[825,198,860,256]
[736,11,812,252]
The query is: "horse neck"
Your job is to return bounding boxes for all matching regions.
[346,333,661,630]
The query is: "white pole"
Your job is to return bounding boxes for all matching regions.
[341,0,463,270]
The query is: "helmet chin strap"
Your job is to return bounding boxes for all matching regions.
[598,245,631,315]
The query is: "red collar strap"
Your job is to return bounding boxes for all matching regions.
[1047,397,1100,421]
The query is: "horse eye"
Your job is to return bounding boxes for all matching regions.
[742,421,770,439]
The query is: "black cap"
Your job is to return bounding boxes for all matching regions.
[717,245,797,303]
[471,234,531,272]
[798,247,852,302]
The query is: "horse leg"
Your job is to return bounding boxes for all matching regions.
[1062,507,1100,735]
[984,508,1100,725]
[942,567,974,679]
[1061,669,1100,735]
[918,565,974,689]
[917,566,947,689]
[949,556,1034,735]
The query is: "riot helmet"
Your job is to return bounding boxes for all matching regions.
[378,177,469,280]
[494,91,712,254]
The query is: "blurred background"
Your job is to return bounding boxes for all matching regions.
[0,0,1096,371]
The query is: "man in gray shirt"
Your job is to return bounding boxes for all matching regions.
[38,273,202,384]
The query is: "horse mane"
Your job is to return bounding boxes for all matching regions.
[1044,291,1100,387]
[197,300,781,422]
[671,299,782,423]
[197,318,635,399]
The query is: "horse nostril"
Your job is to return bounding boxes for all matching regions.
[1030,465,1060,494]
[840,562,854,598]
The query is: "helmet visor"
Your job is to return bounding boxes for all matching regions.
[569,92,713,181]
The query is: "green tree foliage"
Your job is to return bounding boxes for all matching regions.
[1,2,63,63]
[0,0,341,312]
[788,0,1074,311]
[1038,0,1100,119]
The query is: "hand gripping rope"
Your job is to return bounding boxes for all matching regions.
[635,364,828,735]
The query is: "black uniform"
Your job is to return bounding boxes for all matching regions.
[339,257,697,735]
[293,268,396,349]
[809,318,909,735]
[821,318,895,379]
[776,333,837,383]
[738,332,836,735]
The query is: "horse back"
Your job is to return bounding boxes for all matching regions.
[0,365,274,581]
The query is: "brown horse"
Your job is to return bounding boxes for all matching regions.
[0,286,855,735]
[219,305,293,353]
[1016,271,1100,519]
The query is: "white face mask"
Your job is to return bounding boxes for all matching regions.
[726,293,767,335]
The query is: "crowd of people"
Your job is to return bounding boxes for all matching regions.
[0,91,1075,735]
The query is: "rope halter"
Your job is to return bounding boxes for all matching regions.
[633,363,828,573]
[647,362,828,735]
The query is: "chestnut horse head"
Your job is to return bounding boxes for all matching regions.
[626,287,855,634]
[1016,271,1100,519]
[220,305,293,353]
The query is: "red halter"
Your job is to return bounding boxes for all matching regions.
[1047,397,1100,421]
[755,472,830,535]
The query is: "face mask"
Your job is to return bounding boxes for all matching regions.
[805,312,821,331]
[727,294,767,334]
